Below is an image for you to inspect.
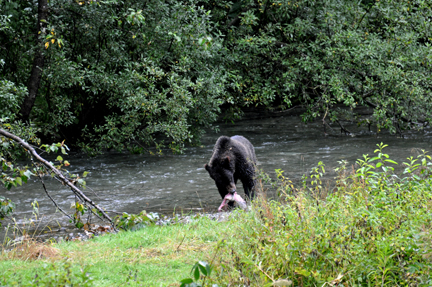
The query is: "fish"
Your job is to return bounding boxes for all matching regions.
[218,192,248,212]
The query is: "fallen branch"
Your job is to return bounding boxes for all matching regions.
[335,120,351,135]
[0,128,116,231]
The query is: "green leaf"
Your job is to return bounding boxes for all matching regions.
[75,221,84,229]
[15,177,22,186]
[295,269,310,277]
[198,261,208,276]
[180,278,194,284]
[193,265,200,281]
[205,263,212,277]
[24,170,33,178]
[368,157,380,162]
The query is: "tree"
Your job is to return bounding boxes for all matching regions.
[1,0,228,153]
[204,0,432,135]
[3,0,431,150]
[19,0,48,121]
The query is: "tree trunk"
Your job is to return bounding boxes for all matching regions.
[19,0,48,121]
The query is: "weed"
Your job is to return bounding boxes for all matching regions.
[180,261,216,287]
[1,200,60,261]
[114,210,159,231]
[210,144,432,286]
[0,196,14,228]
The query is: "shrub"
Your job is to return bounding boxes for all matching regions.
[212,144,432,286]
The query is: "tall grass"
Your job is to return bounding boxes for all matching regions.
[211,144,432,286]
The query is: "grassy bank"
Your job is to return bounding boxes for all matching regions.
[1,215,226,286]
[2,144,432,286]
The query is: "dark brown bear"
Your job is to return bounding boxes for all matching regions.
[205,135,257,203]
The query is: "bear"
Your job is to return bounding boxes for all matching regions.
[205,135,257,210]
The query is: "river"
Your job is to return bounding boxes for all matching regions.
[2,112,432,239]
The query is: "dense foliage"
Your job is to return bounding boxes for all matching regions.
[211,144,432,286]
[1,0,227,153]
[1,0,432,154]
[208,0,432,135]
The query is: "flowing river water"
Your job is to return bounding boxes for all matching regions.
[2,111,432,239]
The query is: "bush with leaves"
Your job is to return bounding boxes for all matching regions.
[180,261,219,287]
[0,128,114,229]
[211,144,432,286]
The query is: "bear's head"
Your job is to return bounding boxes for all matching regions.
[205,156,236,195]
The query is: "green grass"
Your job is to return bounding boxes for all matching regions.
[1,215,226,286]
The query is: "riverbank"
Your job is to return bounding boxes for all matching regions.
[2,177,432,286]
[2,145,432,286]
[0,213,229,286]
[2,181,432,286]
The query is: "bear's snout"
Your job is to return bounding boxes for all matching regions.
[228,183,236,194]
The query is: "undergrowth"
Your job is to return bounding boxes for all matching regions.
[2,260,93,286]
[209,143,432,286]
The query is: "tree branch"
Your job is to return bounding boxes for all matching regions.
[335,120,351,135]
[36,170,73,220]
[0,128,116,231]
